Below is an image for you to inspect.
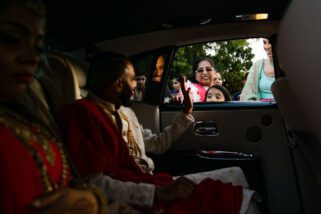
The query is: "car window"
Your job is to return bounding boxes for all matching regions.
[164,38,276,104]
[130,55,153,102]
[152,55,165,83]
[131,53,168,104]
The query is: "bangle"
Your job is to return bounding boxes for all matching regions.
[78,184,108,214]
[90,186,108,214]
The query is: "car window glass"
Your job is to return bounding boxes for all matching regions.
[152,55,165,83]
[164,38,276,104]
[131,55,153,102]
[131,53,167,103]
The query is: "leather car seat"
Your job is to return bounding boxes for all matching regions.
[37,52,88,115]
[272,0,321,212]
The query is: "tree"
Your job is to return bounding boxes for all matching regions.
[171,43,211,79]
[211,40,254,94]
[170,39,254,95]
[170,39,254,94]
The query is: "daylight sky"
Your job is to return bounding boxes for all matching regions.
[248,38,267,63]
[206,37,268,64]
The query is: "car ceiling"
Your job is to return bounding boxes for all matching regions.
[45,0,291,51]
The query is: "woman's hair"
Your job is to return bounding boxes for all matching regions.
[173,74,187,83]
[243,72,249,81]
[191,57,216,83]
[205,84,231,101]
[0,0,45,16]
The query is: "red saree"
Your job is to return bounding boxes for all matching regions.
[59,98,242,214]
[0,110,70,213]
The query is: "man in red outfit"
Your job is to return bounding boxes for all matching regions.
[59,53,248,214]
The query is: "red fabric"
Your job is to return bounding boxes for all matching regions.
[156,179,243,214]
[59,98,243,214]
[0,125,69,213]
[58,98,172,186]
[193,83,207,102]
[187,82,207,102]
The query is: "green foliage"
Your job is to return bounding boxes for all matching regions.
[213,40,254,94]
[171,39,254,95]
[171,43,210,79]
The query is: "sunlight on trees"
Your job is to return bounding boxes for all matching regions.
[171,39,254,94]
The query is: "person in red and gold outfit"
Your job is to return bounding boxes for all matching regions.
[0,0,107,213]
[59,53,258,214]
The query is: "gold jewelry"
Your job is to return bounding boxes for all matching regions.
[119,112,141,158]
[77,183,108,214]
[0,106,70,193]
[94,102,143,166]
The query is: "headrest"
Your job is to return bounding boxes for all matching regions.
[49,53,87,88]
[37,52,88,114]
[277,0,321,141]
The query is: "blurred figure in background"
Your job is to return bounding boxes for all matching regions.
[240,38,275,101]
[131,72,146,101]
[213,71,223,86]
[172,77,182,93]
[233,72,248,101]
[152,55,165,82]
[170,75,189,103]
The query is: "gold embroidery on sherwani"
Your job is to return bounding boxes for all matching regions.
[95,102,142,161]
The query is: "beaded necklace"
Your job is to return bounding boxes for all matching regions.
[0,106,69,193]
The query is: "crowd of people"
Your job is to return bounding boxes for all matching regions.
[1,0,264,213]
[131,38,275,103]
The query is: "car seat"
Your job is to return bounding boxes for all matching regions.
[37,52,88,115]
[272,0,321,213]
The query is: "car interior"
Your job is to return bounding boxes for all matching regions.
[25,0,321,213]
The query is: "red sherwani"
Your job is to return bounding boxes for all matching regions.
[59,98,242,214]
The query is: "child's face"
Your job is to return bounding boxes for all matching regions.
[206,88,225,102]
[213,73,222,85]
[172,79,181,90]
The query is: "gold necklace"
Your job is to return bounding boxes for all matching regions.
[0,106,70,192]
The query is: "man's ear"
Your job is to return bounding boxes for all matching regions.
[114,78,123,93]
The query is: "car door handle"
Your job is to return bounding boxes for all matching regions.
[193,121,219,136]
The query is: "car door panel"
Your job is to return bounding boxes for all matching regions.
[156,105,300,214]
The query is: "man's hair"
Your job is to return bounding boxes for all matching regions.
[86,52,131,92]
[205,84,231,102]
[0,0,45,16]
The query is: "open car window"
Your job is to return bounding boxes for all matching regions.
[131,52,169,104]
[164,38,276,104]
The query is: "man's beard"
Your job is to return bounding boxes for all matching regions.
[119,84,132,107]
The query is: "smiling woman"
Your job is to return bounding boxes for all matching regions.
[166,38,276,104]
[240,38,275,101]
